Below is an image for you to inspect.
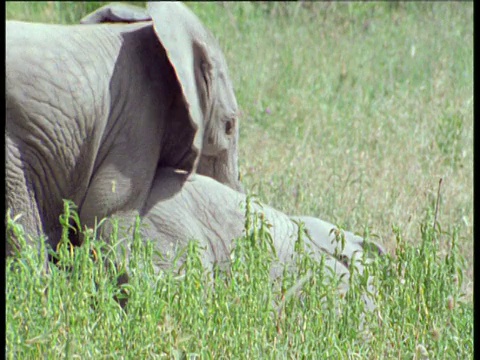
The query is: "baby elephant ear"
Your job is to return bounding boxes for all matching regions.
[148,1,213,173]
[80,3,151,24]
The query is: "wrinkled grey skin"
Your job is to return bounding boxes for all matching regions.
[111,168,385,310]
[6,2,242,257]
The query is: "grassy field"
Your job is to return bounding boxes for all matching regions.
[6,2,473,358]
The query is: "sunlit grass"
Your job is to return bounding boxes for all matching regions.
[6,201,472,358]
[197,2,473,297]
[6,2,473,358]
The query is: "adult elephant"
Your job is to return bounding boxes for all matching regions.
[110,168,385,310]
[6,2,242,257]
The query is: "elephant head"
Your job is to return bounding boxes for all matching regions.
[81,2,243,192]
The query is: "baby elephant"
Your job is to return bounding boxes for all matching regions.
[109,168,384,309]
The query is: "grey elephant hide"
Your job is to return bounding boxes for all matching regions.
[6,2,242,257]
[110,168,384,310]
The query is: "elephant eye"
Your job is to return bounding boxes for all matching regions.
[225,118,234,136]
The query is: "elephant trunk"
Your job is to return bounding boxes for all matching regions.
[197,150,244,193]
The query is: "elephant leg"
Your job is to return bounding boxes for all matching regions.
[79,175,147,238]
[6,137,46,262]
[98,210,141,253]
[92,209,142,308]
[78,135,161,239]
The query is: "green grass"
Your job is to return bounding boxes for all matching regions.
[6,202,473,358]
[6,2,473,358]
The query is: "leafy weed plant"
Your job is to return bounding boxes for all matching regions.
[6,200,472,358]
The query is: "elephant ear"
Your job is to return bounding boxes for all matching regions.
[80,3,152,24]
[148,1,215,173]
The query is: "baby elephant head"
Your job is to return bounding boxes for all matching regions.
[194,41,242,192]
[148,2,243,192]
